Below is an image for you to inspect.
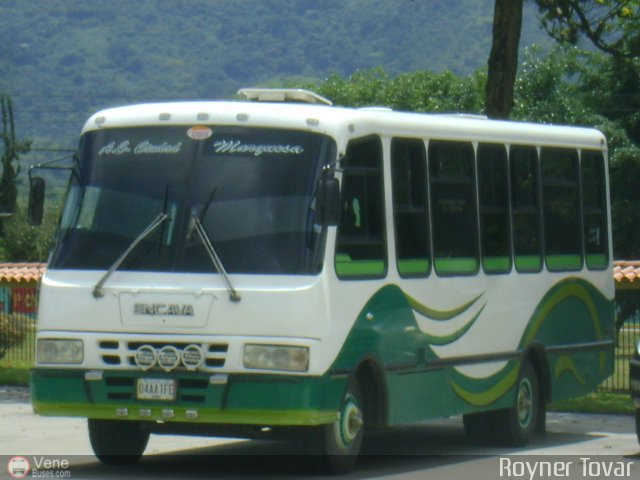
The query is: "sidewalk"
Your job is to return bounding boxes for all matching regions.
[0,386,29,404]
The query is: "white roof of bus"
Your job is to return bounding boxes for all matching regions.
[83,99,606,151]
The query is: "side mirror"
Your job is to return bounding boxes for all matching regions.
[316,176,340,226]
[28,176,45,226]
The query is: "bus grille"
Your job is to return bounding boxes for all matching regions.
[97,340,228,372]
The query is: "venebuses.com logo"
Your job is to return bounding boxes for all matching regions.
[6,456,71,478]
[6,457,30,479]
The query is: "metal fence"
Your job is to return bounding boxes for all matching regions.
[598,315,640,393]
[0,287,38,364]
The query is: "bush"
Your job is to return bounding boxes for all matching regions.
[0,314,30,360]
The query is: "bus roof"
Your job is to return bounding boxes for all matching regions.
[83,94,606,152]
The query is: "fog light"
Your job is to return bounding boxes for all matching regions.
[243,344,309,372]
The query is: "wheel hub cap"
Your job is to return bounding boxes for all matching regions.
[339,396,363,446]
[517,378,533,428]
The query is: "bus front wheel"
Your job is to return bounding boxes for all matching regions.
[88,419,149,465]
[492,360,540,446]
[311,379,364,474]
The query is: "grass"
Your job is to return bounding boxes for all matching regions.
[0,358,31,385]
[549,392,635,416]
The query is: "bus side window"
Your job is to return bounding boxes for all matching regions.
[541,148,582,271]
[581,150,609,270]
[510,146,543,272]
[391,138,430,277]
[429,140,478,276]
[478,143,511,274]
[335,136,386,278]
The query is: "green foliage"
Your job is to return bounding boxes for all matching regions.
[300,68,485,113]
[0,205,59,262]
[0,314,29,360]
[609,147,640,258]
[513,46,588,124]
[580,54,640,144]
[535,0,640,57]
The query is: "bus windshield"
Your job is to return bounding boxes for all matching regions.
[49,125,335,275]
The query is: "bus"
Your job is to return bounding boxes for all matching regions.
[29,88,615,473]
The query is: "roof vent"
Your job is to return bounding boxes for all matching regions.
[238,88,332,106]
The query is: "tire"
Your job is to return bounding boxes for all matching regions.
[463,411,494,444]
[492,360,539,446]
[536,395,547,437]
[88,419,149,465]
[310,379,364,475]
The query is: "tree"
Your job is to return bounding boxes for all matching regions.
[535,0,640,57]
[579,54,640,144]
[485,0,524,119]
[0,96,31,216]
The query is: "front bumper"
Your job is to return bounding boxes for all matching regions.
[31,368,345,426]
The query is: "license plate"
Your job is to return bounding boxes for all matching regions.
[136,378,177,401]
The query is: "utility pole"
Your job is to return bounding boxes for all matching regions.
[0,95,31,228]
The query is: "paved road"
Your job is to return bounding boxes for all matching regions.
[1,387,639,479]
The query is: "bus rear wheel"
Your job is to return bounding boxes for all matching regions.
[88,419,149,465]
[492,360,540,446]
[311,379,364,475]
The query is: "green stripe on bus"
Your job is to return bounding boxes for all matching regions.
[554,355,587,385]
[515,255,542,271]
[422,305,486,345]
[434,257,478,274]
[482,256,511,272]
[397,259,430,275]
[449,362,520,407]
[335,254,385,276]
[405,291,483,321]
[586,254,608,269]
[546,255,582,271]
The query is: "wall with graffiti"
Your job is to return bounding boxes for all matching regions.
[0,287,38,319]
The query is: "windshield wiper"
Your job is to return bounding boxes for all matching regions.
[186,186,217,245]
[192,217,241,303]
[92,213,169,299]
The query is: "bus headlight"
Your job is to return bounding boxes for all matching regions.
[37,339,84,364]
[243,344,309,372]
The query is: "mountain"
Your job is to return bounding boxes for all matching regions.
[0,0,552,158]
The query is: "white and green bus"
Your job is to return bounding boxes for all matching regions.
[29,89,614,473]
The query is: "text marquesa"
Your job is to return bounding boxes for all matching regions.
[213,139,304,156]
